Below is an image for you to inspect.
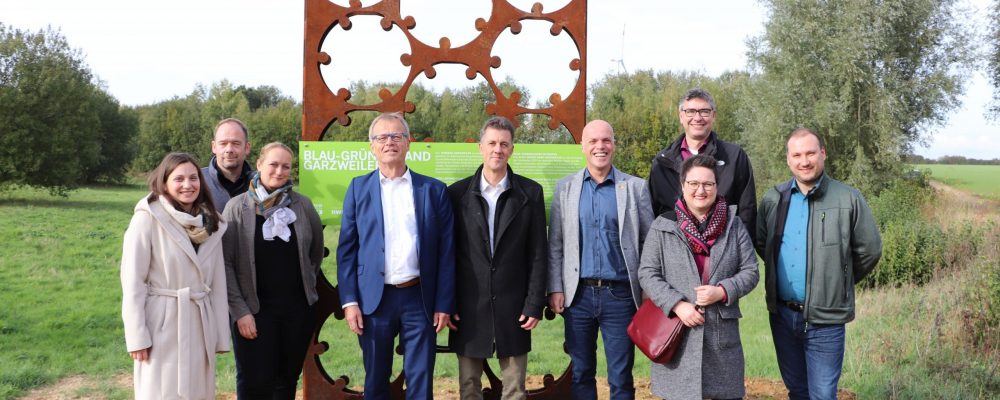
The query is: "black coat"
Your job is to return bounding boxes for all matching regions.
[446,166,548,358]
[648,131,757,242]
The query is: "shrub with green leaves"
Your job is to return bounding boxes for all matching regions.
[863,177,944,288]
[865,219,945,287]
[963,221,1000,352]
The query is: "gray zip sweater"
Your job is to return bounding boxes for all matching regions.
[755,174,882,325]
[201,156,253,212]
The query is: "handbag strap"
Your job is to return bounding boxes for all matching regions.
[700,254,711,286]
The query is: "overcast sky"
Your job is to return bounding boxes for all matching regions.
[2,0,996,159]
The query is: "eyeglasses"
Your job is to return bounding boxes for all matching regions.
[684,180,717,191]
[681,108,714,118]
[371,133,408,143]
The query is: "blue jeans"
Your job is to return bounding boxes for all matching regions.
[769,305,846,400]
[359,285,436,400]
[563,283,636,400]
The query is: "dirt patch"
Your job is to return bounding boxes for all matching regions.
[927,181,1000,225]
[19,374,131,400]
[24,374,856,399]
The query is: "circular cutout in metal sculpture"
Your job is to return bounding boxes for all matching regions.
[301,1,587,398]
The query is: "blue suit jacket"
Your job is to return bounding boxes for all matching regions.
[337,169,456,320]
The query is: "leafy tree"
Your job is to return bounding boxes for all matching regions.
[0,24,133,194]
[742,0,975,193]
[322,79,531,143]
[245,98,302,159]
[588,70,749,178]
[519,109,574,145]
[322,81,400,141]
[989,0,1000,119]
[133,82,306,171]
[82,90,138,183]
[236,84,290,112]
[133,91,205,171]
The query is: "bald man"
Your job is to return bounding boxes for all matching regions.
[547,120,654,400]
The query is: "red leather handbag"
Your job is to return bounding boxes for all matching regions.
[628,254,710,364]
[628,298,687,364]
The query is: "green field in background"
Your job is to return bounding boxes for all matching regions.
[913,164,1000,200]
[3,184,997,398]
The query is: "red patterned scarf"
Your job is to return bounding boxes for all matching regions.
[674,196,728,255]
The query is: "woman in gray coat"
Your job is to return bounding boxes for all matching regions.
[638,154,759,400]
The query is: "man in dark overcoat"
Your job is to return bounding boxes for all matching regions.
[447,116,548,400]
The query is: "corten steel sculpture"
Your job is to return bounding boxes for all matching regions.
[301,0,588,142]
[301,1,586,399]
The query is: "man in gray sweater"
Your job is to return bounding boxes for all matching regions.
[202,118,253,212]
[756,127,882,400]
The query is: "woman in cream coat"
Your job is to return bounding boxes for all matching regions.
[121,152,231,399]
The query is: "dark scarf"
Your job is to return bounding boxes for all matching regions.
[674,196,728,255]
[248,172,293,218]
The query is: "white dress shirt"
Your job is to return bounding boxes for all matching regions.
[380,169,420,284]
[479,171,509,255]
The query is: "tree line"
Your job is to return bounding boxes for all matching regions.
[905,154,1000,165]
[2,0,997,196]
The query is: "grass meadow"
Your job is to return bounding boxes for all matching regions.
[913,164,1000,200]
[1,181,998,398]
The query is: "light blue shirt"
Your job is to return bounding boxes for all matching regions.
[777,184,810,302]
[579,168,628,281]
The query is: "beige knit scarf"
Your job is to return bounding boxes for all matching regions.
[160,196,209,244]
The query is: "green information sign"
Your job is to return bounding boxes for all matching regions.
[299,141,587,225]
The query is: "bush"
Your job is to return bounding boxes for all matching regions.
[962,221,1000,352]
[865,220,946,287]
[862,177,944,288]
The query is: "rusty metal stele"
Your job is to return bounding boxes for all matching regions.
[301,0,587,143]
[301,0,586,398]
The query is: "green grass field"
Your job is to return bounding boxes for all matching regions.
[1,184,997,398]
[0,185,768,398]
[914,164,1000,200]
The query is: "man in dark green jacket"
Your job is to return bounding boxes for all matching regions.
[755,127,882,400]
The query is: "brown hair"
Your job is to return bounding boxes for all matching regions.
[479,116,516,141]
[146,152,221,234]
[680,154,719,182]
[678,88,717,111]
[214,118,249,142]
[787,127,826,150]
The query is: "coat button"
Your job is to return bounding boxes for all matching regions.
[491,296,496,301]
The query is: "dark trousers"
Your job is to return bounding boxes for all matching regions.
[359,284,436,400]
[233,302,316,400]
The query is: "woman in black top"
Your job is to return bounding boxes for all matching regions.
[222,142,324,399]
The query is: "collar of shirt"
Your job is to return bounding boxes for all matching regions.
[217,163,250,196]
[680,136,708,159]
[583,167,616,186]
[379,167,412,185]
[479,170,510,195]
[790,173,825,197]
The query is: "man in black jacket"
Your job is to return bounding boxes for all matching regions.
[447,116,547,400]
[648,88,757,240]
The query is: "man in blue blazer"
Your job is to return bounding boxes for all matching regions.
[337,112,456,400]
